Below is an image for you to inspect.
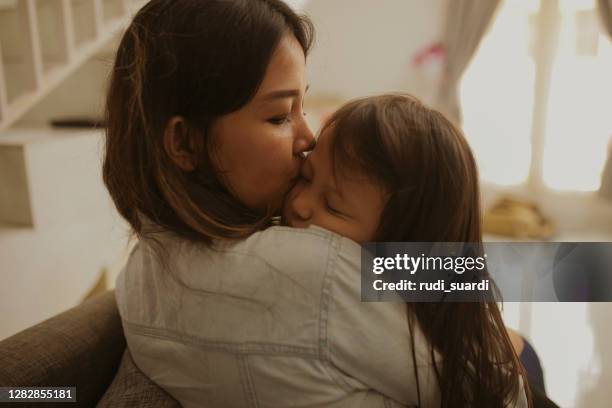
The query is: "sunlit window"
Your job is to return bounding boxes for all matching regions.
[543,0,612,191]
[460,0,538,186]
[461,0,612,192]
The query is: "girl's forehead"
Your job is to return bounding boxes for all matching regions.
[308,129,331,168]
[311,126,371,188]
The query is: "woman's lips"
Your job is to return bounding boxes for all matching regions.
[289,164,302,188]
[289,175,300,188]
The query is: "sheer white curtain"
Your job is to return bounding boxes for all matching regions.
[598,0,612,37]
[436,0,501,124]
[597,0,612,198]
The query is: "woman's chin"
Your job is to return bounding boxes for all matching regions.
[249,194,283,216]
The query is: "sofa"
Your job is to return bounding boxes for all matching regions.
[0,291,179,407]
[0,291,559,407]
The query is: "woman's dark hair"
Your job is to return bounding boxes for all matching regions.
[324,94,531,407]
[103,0,314,243]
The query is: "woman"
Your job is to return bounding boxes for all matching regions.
[106,1,534,407]
[104,0,315,242]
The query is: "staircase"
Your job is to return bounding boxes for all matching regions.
[0,0,143,340]
[0,0,145,132]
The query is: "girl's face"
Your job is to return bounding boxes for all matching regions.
[282,128,387,244]
[209,34,314,212]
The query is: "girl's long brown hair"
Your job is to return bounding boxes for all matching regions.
[103,0,313,244]
[326,94,531,407]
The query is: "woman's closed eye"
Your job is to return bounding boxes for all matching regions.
[268,114,291,125]
[267,106,307,125]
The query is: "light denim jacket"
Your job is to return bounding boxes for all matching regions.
[115,225,526,408]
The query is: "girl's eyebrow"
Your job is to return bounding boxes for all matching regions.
[307,140,345,201]
[326,167,346,201]
[329,183,346,201]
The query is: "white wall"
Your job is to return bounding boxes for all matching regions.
[0,128,130,340]
[303,0,444,101]
[284,0,309,11]
[0,50,128,340]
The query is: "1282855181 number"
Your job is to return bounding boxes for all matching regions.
[0,387,76,402]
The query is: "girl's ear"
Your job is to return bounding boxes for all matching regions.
[163,116,196,172]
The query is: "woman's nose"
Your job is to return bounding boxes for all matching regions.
[293,118,315,156]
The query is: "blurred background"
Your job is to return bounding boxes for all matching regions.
[1,0,611,406]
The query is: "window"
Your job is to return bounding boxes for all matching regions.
[461,0,538,186]
[461,0,612,192]
[544,0,612,191]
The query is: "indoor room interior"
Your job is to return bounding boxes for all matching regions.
[1,0,611,406]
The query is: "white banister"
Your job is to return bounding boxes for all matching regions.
[92,0,104,36]
[0,0,146,132]
[58,0,76,63]
[0,42,6,121]
[18,0,43,91]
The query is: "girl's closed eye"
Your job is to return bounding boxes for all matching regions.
[325,199,343,216]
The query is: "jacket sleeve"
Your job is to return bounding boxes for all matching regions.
[325,238,442,408]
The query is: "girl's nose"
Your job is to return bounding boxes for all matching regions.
[289,191,313,226]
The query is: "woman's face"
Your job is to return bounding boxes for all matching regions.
[283,127,387,244]
[209,34,314,212]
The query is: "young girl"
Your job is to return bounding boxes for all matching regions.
[282,94,531,407]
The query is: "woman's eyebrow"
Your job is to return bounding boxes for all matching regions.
[261,84,310,101]
[261,89,300,101]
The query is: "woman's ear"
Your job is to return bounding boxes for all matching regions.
[163,116,197,172]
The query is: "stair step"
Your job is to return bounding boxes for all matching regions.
[0,0,146,131]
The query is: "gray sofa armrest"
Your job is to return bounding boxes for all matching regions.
[0,290,125,406]
[98,349,180,407]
